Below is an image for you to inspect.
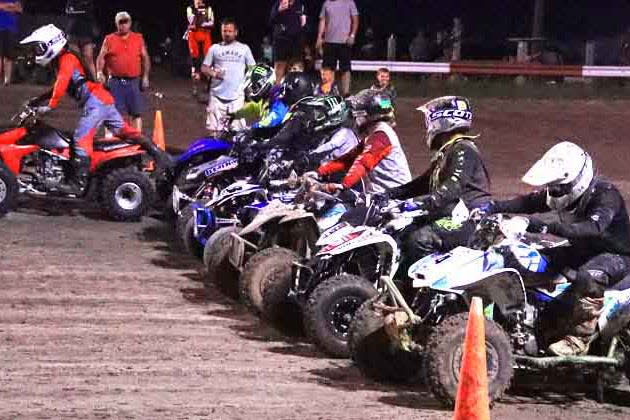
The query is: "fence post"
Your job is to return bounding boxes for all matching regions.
[452,18,462,61]
[585,40,595,66]
[387,34,397,62]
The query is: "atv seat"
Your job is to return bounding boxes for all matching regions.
[93,139,134,152]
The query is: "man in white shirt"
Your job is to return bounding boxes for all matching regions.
[201,18,255,135]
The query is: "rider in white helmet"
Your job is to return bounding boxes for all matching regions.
[19,24,171,191]
[491,141,630,356]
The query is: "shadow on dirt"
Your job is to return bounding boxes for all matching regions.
[308,364,447,411]
[15,196,105,220]
[137,218,201,271]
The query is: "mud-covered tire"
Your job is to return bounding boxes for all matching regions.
[101,167,153,222]
[423,312,513,408]
[239,247,291,315]
[0,161,18,216]
[348,296,422,382]
[258,248,299,322]
[175,201,206,258]
[304,274,377,358]
[204,226,242,298]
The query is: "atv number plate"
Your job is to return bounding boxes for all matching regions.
[228,234,245,269]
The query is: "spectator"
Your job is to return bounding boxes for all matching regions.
[269,0,307,83]
[201,18,255,135]
[359,27,377,60]
[186,0,214,97]
[314,65,340,96]
[0,0,22,86]
[371,68,396,103]
[316,0,359,96]
[96,12,151,132]
[65,0,98,79]
[409,29,430,62]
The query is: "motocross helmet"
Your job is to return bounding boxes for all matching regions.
[293,95,350,133]
[20,24,68,67]
[346,89,395,129]
[280,72,316,106]
[417,96,473,149]
[522,141,594,211]
[243,64,276,102]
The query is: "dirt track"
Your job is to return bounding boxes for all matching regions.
[2,80,630,419]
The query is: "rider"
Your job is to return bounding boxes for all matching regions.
[315,89,412,193]
[186,0,214,97]
[378,96,492,263]
[19,24,171,190]
[233,63,288,136]
[491,141,630,356]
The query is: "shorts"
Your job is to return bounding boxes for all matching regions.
[66,15,100,46]
[273,35,303,62]
[0,30,17,59]
[107,77,145,118]
[206,95,246,132]
[322,43,352,72]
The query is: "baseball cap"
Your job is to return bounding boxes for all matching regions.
[115,11,132,23]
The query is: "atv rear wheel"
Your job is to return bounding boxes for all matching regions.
[240,247,294,315]
[0,161,18,216]
[204,226,242,298]
[258,248,300,323]
[348,296,422,382]
[304,274,377,358]
[101,167,153,222]
[423,312,514,408]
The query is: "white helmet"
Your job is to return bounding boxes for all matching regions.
[20,24,68,67]
[522,141,594,211]
[417,96,473,149]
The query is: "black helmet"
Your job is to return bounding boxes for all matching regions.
[280,72,315,106]
[242,64,275,101]
[346,89,395,125]
[293,95,350,133]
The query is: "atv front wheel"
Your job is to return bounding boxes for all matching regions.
[0,161,18,216]
[258,248,300,322]
[348,296,422,382]
[101,167,153,221]
[176,201,206,259]
[204,226,242,298]
[304,274,377,358]
[240,247,294,315]
[423,312,514,408]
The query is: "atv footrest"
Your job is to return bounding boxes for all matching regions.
[515,354,622,369]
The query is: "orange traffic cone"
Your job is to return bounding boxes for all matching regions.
[453,296,491,420]
[152,109,166,151]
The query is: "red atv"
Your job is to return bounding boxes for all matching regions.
[0,105,155,221]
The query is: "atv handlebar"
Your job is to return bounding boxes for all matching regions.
[11,105,37,127]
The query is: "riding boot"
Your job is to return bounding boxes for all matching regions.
[144,141,175,172]
[548,296,605,356]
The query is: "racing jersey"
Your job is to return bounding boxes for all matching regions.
[389,135,491,214]
[494,178,630,256]
[187,4,214,30]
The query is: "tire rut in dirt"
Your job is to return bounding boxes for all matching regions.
[304,274,377,358]
[101,167,154,222]
[423,312,514,408]
[348,296,422,383]
[203,226,242,299]
[258,247,303,335]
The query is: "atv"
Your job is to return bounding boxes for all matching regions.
[0,105,155,221]
[348,214,630,407]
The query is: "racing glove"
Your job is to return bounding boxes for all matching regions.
[35,106,52,116]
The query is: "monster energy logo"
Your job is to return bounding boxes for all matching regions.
[253,66,268,76]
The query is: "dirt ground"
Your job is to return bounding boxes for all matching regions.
[2,78,630,419]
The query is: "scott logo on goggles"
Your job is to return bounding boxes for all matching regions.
[429,109,472,120]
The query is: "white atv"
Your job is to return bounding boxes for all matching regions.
[204,177,348,307]
[348,214,630,407]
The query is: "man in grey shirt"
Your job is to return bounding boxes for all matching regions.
[316,0,359,96]
[202,18,255,134]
